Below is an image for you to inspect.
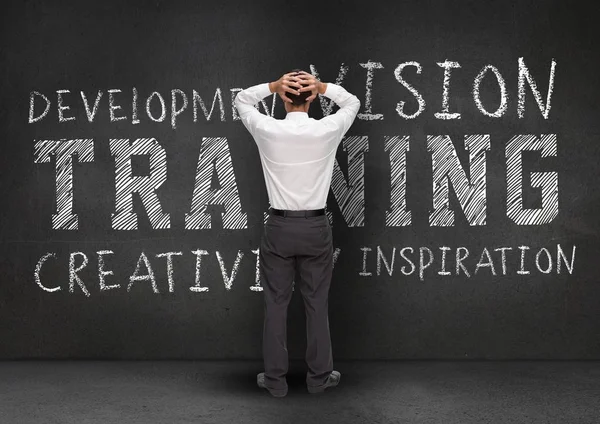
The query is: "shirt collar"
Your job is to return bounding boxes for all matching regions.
[285,111,309,120]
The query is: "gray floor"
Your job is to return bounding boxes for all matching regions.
[0,360,598,424]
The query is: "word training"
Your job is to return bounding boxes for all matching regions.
[34,134,558,230]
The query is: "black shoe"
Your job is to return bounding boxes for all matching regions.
[257,372,288,397]
[307,370,341,394]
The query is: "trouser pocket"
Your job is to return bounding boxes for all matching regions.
[317,225,331,242]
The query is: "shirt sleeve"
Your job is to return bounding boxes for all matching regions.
[319,83,361,137]
[234,83,274,137]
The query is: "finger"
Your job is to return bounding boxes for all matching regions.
[283,86,300,95]
[285,80,303,88]
[306,93,317,102]
[284,76,302,85]
[297,77,315,85]
[297,84,314,92]
[295,72,315,80]
[298,84,316,92]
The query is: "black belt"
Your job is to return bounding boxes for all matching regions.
[270,208,326,218]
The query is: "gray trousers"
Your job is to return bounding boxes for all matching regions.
[260,212,334,391]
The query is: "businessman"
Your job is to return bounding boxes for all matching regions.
[235,70,360,397]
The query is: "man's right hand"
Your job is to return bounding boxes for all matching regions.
[269,73,303,103]
[295,71,326,102]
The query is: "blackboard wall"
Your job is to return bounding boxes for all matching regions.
[1,0,599,359]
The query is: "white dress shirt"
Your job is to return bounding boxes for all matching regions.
[235,82,360,210]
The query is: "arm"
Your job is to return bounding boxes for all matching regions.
[295,71,360,136]
[319,83,361,136]
[235,73,303,137]
[234,83,274,137]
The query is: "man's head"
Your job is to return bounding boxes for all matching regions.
[284,69,312,113]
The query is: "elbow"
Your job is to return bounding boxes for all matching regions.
[234,91,243,108]
[235,88,251,108]
[352,95,361,113]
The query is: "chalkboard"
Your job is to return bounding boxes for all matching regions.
[1,0,599,359]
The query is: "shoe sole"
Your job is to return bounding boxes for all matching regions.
[257,374,288,397]
[307,371,341,394]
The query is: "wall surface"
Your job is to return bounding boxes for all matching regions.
[1,0,598,359]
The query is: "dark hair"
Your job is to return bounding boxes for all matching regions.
[287,68,311,106]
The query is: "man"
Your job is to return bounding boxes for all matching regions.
[235,70,360,397]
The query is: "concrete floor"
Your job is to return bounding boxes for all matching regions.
[0,361,598,424]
